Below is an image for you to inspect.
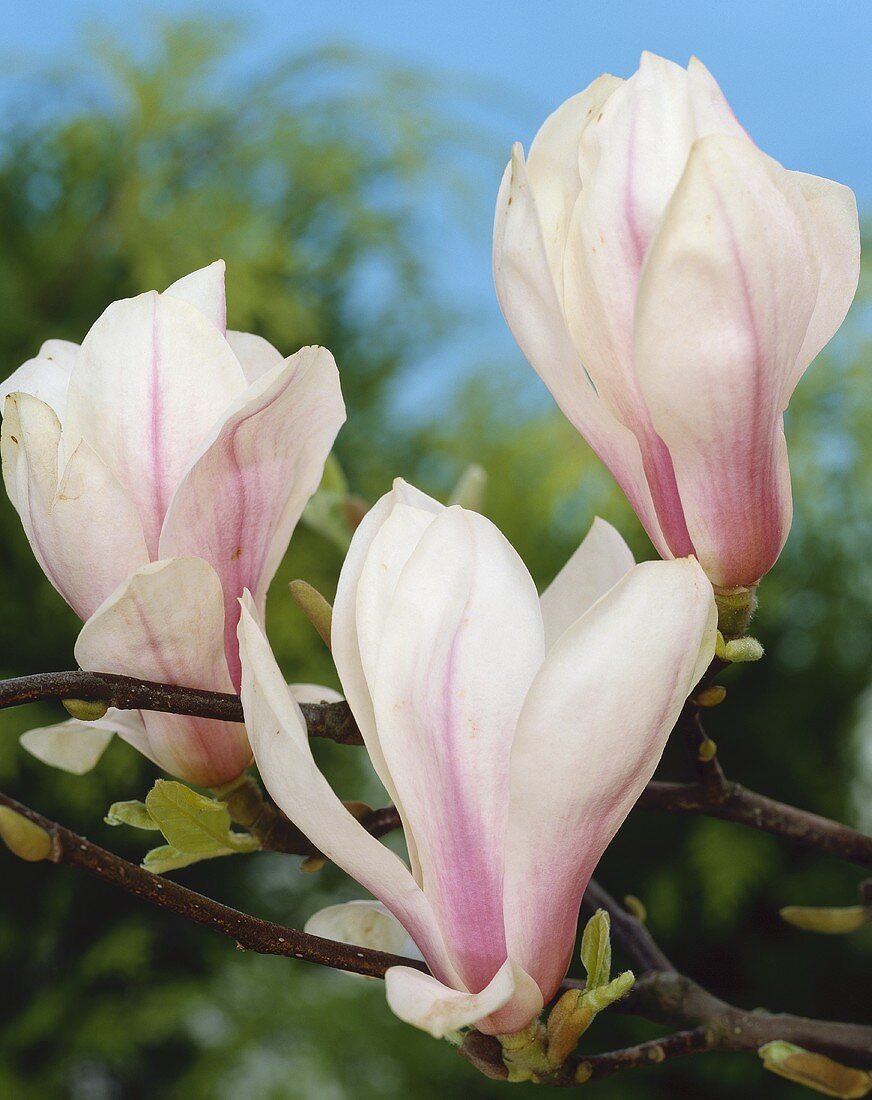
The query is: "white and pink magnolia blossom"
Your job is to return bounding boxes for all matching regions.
[1,262,345,786]
[494,52,860,590]
[238,480,716,1037]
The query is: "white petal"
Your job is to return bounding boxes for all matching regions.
[785,172,860,397]
[1,393,149,620]
[288,683,344,705]
[159,346,345,688]
[75,558,249,786]
[164,260,227,333]
[504,558,716,1002]
[540,517,635,650]
[21,719,114,774]
[371,507,544,992]
[227,331,284,384]
[64,289,246,555]
[634,135,820,586]
[237,595,459,986]
[304,900,422,961]
[385,957,542,1039]
[332,478,443,880]
[0,339,79,420]
[493,146,673,559]
[524,74,623,292]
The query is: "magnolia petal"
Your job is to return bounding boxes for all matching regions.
[164,260,227,334]
[0,339,79,420]
[504,558,716,1001]
[332,479,443,881]
[237,595,459,985]
[159,346,344,688]
[20,709,149,774]
[1,393,149,620]
[784,172,860,398]
[372,507,544,992]
[288,683,344,705]
[635,134,820,587]
[540,517,635,650]
[74,558,248,786]
[385,957,542,1039]
[304,900,423,961]
[227,331,284,384]
[524,74,623,291]
[21,719,115,774]
[493,146,672,560]
[65,289,246,556]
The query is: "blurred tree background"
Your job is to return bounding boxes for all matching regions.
[0,18,869,1100]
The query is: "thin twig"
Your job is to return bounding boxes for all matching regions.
[0,670,362,745]
[0,790,417,978]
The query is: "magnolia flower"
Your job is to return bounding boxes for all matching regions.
[238,480,716,1036]
[494,52,860,591]
[1,262,345,786]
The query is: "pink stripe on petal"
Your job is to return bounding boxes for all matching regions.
[160,346,344,688]
[504,559,715,1001]
[372,508,544,992]
[238,596,459,985]
[65,290,246,556]
[634,136,820,586]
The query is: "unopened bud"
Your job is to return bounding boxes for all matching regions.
[0,806,53,861]
[723,636,764,663]
[289,580,333,648]
[698,738,718,763]
[780,904,870,935]
[447,464,487,511]
[62,698,109,722]
[623,895,647,923]
[759,1041,872,1098]
[696,684,726,707]
[300,856,326,874]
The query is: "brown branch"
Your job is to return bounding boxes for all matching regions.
[3,790,871,1084]
[0,669,362,745]
[638,780,872,867]
[0,789,417,978]
[3,670,871,866]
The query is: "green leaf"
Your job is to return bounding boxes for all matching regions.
[144,780,258,855]
[105,800,160,830]
[142,844,239,875]
[580,909,611,991]
[581,970,634,1014]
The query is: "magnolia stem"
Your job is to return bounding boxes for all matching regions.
[2,670,870,868]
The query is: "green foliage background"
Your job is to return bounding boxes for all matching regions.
[0,21,869,1099]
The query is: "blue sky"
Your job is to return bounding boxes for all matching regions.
[1,0,868,411]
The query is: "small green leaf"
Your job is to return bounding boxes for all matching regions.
[580,909,611,991]
[105,800,160,830]
[582,970,634,1014]
[142,843,238,874]
[145,780,258,855]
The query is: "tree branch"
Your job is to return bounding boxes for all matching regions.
[0,669,361,745]
[0,789,415,978]
[3,789,870,1085]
